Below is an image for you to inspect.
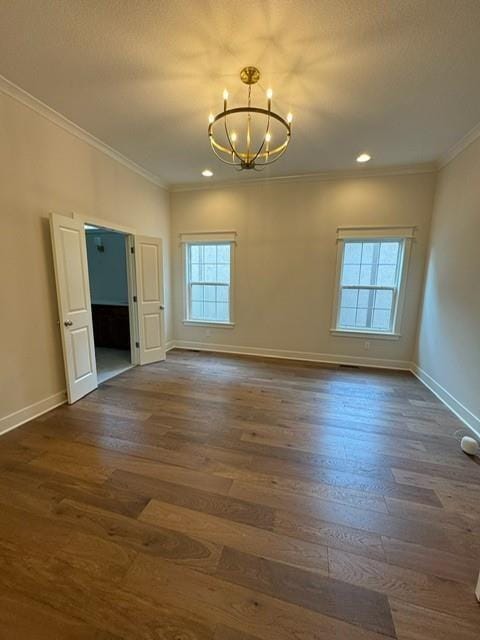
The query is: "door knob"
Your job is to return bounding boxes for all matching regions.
[64,320,73,327]
[159,305,165,310]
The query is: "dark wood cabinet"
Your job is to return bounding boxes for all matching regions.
[91,304,130,349]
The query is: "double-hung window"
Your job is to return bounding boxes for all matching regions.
[333,227,414,337]
[182,232,235,325]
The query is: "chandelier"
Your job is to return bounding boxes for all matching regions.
[208,66,293,170]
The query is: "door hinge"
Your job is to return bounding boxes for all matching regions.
[130,246,135,254]
[133,295,137,302]
[135,341,140,348]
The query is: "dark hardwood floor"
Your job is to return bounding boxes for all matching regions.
[0,349,479,639]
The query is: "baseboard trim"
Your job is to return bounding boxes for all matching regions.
[3,356,477,445]
[411,363,480,438]
[165,340,176,352]
[171,340,412,371]
[0,390,67,437]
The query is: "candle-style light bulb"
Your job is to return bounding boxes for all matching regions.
[266,88,272,111]
[265,132,272,142]
[223,89,229,111]
[208,113,214,124]
[286,112,293,124]
[231,132,237,143]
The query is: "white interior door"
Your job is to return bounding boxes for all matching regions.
[50,213,97,403]
[134,235,166,365]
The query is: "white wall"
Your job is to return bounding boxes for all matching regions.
[415,137,480,434]
[3,75,477,436]
[0,90,171,426]
[171,172,436,368]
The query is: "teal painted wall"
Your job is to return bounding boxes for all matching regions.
[85,230,129,305]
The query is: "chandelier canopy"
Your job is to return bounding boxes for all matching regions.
[208,66,292,171]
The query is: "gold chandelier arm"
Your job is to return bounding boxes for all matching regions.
[210,136,247,159]
[255,137,291,166]
[209,138,241,165]
[211,106,290,129]
[207,104,292,168]
[248,111,271,166]
[246,85,252,163]
[223,112,243,165]
[210,134,290,161]
[253,134,290,160]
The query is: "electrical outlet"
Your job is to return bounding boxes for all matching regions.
[364,340,370,350]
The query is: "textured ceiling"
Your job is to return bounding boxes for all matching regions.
[1,0,480,186]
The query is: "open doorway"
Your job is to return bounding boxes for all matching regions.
[50,212,166,403]
[84,224,134,383]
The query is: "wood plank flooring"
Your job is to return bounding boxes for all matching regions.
[0,349,479,639]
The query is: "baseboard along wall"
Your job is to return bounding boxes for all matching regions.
[2,345,479,442]
[410,363,480,439]
[171,340,480,438]
[0,390,67,436]
[171,339,412,370]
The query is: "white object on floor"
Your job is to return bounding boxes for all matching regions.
[476,570,480,602]
[96,347,132,383]
[460,436,479,456]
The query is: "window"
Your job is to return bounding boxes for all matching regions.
[332,227,414,337]
[184,238,234,325]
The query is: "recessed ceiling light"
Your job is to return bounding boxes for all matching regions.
[202,169,213,177]
[356,153,371,163]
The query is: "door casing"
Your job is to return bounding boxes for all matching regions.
[82,215,140,366]
[51,212,166,403]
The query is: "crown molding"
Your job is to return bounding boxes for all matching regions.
[6,67,478,190]
[438,119,480,169]
[0,74,167,190]
[169,162,437,193]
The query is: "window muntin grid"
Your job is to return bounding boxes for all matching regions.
[186,243,231,323]
[337,240,404,333]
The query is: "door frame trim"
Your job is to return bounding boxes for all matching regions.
[75,213,136,235]
[79,214,140,369]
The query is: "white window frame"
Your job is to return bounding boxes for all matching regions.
[330,225,415,339]
[181,231,236,328]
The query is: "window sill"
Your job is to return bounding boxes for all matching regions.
[330,328,401,340]
[183,320,235,328]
